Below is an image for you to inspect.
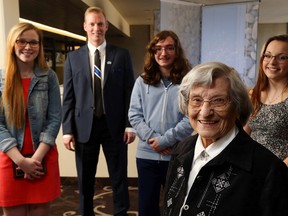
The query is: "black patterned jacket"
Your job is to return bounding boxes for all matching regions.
[163,126,288,216]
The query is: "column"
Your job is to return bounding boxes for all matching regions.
[0,0,19,89]
[160,0,201,66]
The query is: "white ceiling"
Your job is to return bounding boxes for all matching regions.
[109,0,288,25]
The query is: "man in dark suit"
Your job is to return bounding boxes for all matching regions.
[62,6,135,216]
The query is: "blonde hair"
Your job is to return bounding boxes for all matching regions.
[2,22,48,128]
[84,6,107,22]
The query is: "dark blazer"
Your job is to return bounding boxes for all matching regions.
[163,126,288,216]
[62,44,135,142]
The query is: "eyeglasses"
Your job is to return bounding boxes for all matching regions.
[263,53,288,63]
[189,96,230,111]
[16,39,40,48]
[154,45,175,54]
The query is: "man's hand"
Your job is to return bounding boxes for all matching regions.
[124,131,136,144]
[63,134,76,151]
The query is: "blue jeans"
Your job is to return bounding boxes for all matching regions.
[136,158,169,216]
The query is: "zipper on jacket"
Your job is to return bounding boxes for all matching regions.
[160,81,172,133]
[160,80,172,160]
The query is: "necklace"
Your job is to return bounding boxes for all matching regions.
[267,93,282,104]
[266,92,283,104]
[265,83,288,104]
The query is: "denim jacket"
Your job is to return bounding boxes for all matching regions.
[0,66,62,152]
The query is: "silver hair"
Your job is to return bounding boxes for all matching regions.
[179,62,253,126]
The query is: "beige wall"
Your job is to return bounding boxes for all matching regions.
[256,23,288,72]
[57,124,139,177]
[109,25,151,77]
[258,23,287,51]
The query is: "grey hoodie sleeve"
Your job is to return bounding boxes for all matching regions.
[157,116,193,148]
[128,78,161,142]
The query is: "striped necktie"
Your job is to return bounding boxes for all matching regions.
[94,49,104,117]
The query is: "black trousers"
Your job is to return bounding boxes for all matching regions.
[75,115,129,216]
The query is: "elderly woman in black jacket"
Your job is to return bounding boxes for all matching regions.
[163,62,288,216]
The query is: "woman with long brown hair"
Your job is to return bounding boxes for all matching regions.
[244,34,288,166]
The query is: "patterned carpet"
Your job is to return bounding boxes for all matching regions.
[1,178,139,216]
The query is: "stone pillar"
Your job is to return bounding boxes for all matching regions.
[160,0,201,66]
[0,0,19,89]
[244,3,259,86]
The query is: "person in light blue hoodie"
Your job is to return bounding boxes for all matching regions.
[128,30,193,216]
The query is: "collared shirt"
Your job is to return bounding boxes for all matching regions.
[179,125,239,215]
[86,41,135,134]
[87,41,106,89]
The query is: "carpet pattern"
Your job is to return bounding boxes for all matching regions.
[1,178,139,216]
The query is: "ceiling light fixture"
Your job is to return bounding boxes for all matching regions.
[19,18,87,41]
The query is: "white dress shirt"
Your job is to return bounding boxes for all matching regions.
[87,41,106,90]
